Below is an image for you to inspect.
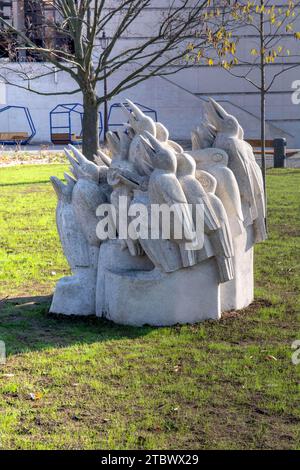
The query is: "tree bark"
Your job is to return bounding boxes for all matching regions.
[260,89,266,196]
[103,67,109,141]
[260,0,267,228]
[82,90,99,160]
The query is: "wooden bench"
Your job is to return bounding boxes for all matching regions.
[0,132,29,142]
[247,139,299,158]
[51,133,82,144]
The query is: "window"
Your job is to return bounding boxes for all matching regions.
[23,0,74,61]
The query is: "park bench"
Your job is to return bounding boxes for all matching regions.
[246,138,300,167]
[0,132,29,143]
[51,133,82,144]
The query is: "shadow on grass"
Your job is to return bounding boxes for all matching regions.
[0,180,52,188]
[0,295,153,357]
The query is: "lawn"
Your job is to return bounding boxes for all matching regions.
[0,164,299,450]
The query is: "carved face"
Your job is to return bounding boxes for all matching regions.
[140,132,177,173]
[107,160,142,188]
[208,98,240,137]
[122,100,156,137]
[65,146,100,182]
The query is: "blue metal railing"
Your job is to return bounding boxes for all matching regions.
[50,103,103,144]
[0,105,36,145]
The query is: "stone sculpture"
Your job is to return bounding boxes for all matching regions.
[50,98,267,326]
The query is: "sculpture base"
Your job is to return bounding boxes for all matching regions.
[221,225,254,311]
[49,230,255,323]
[50,268,97,316]
[96,240,220,326]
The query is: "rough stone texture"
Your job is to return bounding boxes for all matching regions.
[96,239,154,317]
[98,240,220,327]
[220,226,254,312]
[50,268,97,316]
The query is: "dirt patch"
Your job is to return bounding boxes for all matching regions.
[221,298,273,321]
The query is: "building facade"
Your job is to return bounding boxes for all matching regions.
[0,0,299,146]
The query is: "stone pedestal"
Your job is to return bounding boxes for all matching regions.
[96,239,154,317]
[50,268,97,316]
[96,240,221,326]
[220,225,254,311]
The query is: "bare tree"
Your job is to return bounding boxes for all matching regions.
[0,0,231,159]
[210,0,300,194]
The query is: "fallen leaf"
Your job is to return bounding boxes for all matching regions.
[29,392,43,401]
[265,355,278,361]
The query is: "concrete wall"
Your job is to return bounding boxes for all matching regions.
[0,0,299,147]
[2,64,299,147]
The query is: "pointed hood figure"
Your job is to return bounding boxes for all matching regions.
[64,145,111,252]
[50,174,90,269]
[50,151,107,316]
[155,121,184,154]
[176,151,234,283]
[121,100,183,177]
[121,99,157,137]
[189,136,244,238]
[207,99,267,243]
[120,99,156,176]
[102,130,148,256]
[139,132,198,272]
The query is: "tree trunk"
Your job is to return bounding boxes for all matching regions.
[260,89,267,229]
[260,90,266,196]
[103,68,109,142]
[82,90,99,160]
[260,0,267,228]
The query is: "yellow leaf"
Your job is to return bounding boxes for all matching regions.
[29,392,43,401]
[265,355,278,361]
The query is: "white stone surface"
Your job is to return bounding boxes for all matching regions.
[208,99,267,243]
[98,240,220,327]
[95,239,154,317]
[220,226,254,312]
[50,268,97,316]
[50,148,109,315]
[190,148,244,238]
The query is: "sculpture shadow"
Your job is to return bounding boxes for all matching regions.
[0,295,154,357]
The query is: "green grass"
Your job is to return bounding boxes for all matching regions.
[0,164,299,450]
